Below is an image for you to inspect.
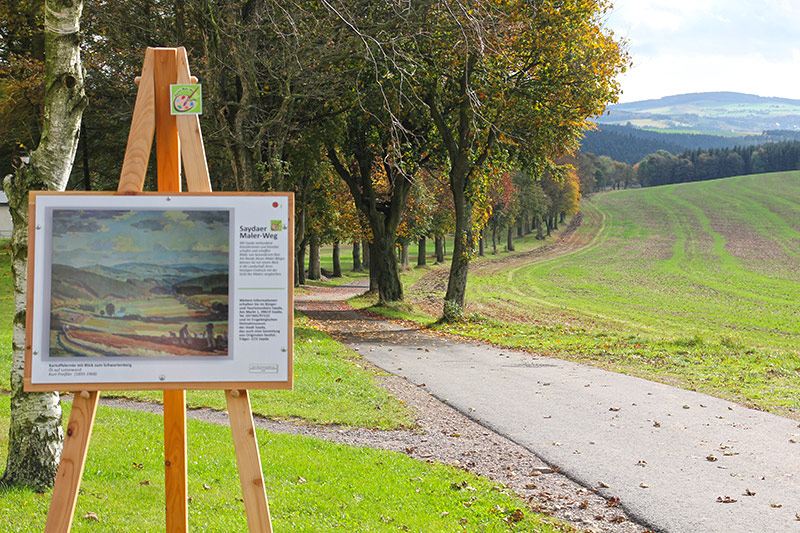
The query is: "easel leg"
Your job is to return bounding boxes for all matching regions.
[164,389,188,532]
[45,391,100,533]
[226,390,272,533]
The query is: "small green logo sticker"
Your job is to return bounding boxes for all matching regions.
[270,220,283,231]
[170,84,202,115]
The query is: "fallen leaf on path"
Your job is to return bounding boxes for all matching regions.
[771,503,782,508]
[607,496,621,507]
[83,512,99,522]
[717,496,737,503]
[610,515,626,523]
[609,407,621,412]
[598,481,610,488]
[706,455,718,462]
[640,483,649,488]
[744,489,756,496]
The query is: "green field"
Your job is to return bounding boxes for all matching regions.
[405,172,800,417]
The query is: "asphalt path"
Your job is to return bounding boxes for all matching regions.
[302,282,800,533]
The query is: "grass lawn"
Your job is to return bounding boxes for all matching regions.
[0,396,571,532]
[0,240,574,532]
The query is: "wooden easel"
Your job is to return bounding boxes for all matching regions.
[44,47,272,533]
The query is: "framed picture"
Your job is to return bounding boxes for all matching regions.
[24,192,293,391]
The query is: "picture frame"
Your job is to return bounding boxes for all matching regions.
[24,191,294,391]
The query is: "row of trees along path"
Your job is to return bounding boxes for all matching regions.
[1,0,628,494]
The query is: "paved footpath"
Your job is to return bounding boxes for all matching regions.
[300,283,800,533]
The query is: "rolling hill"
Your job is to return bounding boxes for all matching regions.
[595,92,800,133]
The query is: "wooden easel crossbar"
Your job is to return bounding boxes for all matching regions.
[43,47,273,533]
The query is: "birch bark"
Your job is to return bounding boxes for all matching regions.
[1,0,87,490]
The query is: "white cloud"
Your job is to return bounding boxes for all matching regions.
[605,1,800,102]
[608,0,717,32]
[615,51,800,102]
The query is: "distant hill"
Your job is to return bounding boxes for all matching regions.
[52,264,146,303]
[596,92,800,133]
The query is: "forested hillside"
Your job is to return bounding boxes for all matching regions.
[637,140,800,186]
[579,124,783,165]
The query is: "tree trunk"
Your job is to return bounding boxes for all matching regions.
[400,242,410,270]
[506,226,515,251]
[308,233,321,280]
[80,121,90,190]
[443,177,472,320]
[352,241,362,272]
[371,233,401,300]
[362,240,370,269]
[517,225,523,237]
[417,236,426,266]
[296,238,307,285]
[536,215,544,239]
[2,0,87,491]
[294,192,306,286]
[326,145,411,303]
[478,229,485,257]
[491,226,497,254]
[332,241,342,277]
[434,235,444,263]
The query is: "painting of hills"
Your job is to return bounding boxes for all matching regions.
[47,208,231,358]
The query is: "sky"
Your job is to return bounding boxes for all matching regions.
[603,1,800,103]
[51,209,230,268]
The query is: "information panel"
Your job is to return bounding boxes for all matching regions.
[24,192,293,391]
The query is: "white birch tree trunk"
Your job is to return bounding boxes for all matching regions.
[1,0,87,490]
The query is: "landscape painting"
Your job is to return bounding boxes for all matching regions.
[47,208,231,358]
